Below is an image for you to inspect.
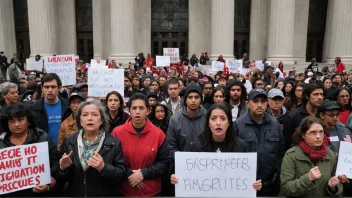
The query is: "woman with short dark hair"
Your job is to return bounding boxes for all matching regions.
[0,103,60,197]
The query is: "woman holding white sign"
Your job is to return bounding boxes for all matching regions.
[280,116,347,197]
[58,98,126,197]
[0,103,60,197]
[170,102,262,191]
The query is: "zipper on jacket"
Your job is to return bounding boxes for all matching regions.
[84,173,87,197]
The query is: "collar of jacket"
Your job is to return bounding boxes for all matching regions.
[122,117,154,135]
[67,114,76,128]
[32,96,68,111]
[294,145,331,162]
[243,112,272,125]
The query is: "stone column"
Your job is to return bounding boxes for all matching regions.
[109,0,135,65]
[57,0,76,55]
[324,0,352,64]
[210,0,234,59]
[189,0,211,59]
[293,0,309,64]
[93,0,104,59]
[136,0,151,56]
[27,0,58,57]
[266,0,295,65]
[0,0,17,57]
[249,0,268,61]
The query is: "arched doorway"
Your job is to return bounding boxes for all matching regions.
[234,0,250,59]
[75,0,93,63]
[306,0,328,62]
[151,0,188,58]
[13,0,30,61]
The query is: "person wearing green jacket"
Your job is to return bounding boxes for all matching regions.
[280,116,348,197]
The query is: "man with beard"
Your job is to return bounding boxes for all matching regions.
[224,80,248,121]
[283,83,324,150]
[233,88,285,196]
[201,82,213,109]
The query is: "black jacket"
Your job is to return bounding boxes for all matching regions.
[283,104,313,150]
[106,111,130,133]
[58,131,126,197]
[0,128,60,197]
[30,96,70,134]
[233,112,285,191]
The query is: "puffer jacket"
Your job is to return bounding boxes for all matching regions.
[280,145,343,197]
[0,128,60,197]
[233,112,285,192]
[167,106,207,154]
[57,131,126,197]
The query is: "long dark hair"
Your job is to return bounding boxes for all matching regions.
[200,102,238,152]
[105,91,125,117]
[149,103,170,134]
[328,87,352,111]
[291,116,327,146]
[281,81,295,97]
[0,103,37,133]
[289,83,304,105]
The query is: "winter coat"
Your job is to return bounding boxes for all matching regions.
[280,145,343,197]
[30,96,70,135]
[57,113,77,150]
[112,118,171,197]
[6,63,21,84]
[106,111,129,134]
[346,112,352,130]
[167,106,207,155]
[189,137,249,152]
[266,105,287,125]
[328,122,352,153]
[283,104,313,150]
[58,131,126,197]
[0,128,60,197]
[233,112,285,192]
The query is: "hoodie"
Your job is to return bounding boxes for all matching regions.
[167,105,207,155]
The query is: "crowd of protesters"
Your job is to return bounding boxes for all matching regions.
[0,50,352,197]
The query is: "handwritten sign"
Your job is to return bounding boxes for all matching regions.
[88,68,124,97]
[163,48,179,63]
[26,59,43,71]
[0,142,51,195]
[175,152,257,197]
[44,55,76,86]
[227,60,243,73]
[336,141,352,179]
[211,61,225,72]
[90,59,107,68]
[156,56,170,67]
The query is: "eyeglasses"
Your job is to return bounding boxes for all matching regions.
[324,113,340,118]
[43,85,58,89]
[338,95,350,99]
[306,131,324,136]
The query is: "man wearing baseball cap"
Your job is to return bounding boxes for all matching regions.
[267,88,287,124]
[233,88,285,196]
[318,99,351,153]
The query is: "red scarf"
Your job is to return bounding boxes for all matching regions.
[299,135,329,163]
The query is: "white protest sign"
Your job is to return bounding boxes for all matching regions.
[44,55,76,86]
[336,141,352,179]
[90,59,107,68]
[241,68,250,75]
[211,61,225,72]
[0,142,51,195]
[255,60,264,70]
[227,60,243,73]
[163,48,179,63]
[26,59,43,71]
[156,56,170,67]
[88,68,124,97]
[175,152,257,197]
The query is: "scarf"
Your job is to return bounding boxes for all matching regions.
[77,129,105,171]
[299,135,329,163]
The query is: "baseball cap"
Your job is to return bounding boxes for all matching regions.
[320,99,342,111]
[69,92,85,102]
[248,88,267,100]
[268,88,284,99]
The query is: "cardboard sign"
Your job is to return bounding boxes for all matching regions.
[163,48,179,63]
[211,61,225,72]
[88,68,124,97]
[255,61,272,70]
[90,59,107,68]
[175,152,257,197]
[0,142,51,195]
[227,60,243,73]
[26,59,43,71]
[156,56,171,67]
[44,55,76,86]
[336,141,352,179]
